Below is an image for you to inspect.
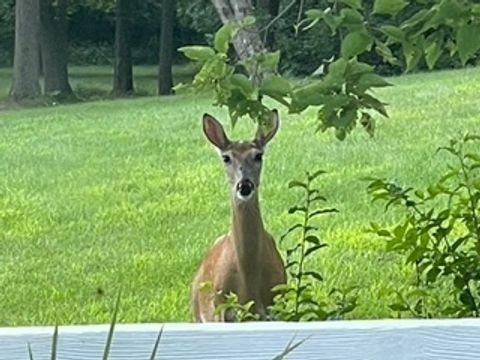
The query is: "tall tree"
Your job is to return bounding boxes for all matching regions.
[39,0,72,98]
[10,0,41,101]
[256,0,279,49]
[158,0,175,95]
[113,0,134,95]
[211,0,265,83]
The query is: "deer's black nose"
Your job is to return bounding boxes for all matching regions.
[237,179,254,196]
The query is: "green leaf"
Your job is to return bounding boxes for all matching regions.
[456,23,480,66]
[324,12,342,34]
[261,51,281,71]
[308,209,338,219]
[401,9,433,29]
[214,24,235,54]
[360,93,389,117]
[305,9,324,19]
[288,206,307,214]
[308,169,327,180]
[459,289,477,311]
[340,8,365,31]
[229,74,254,97]
[426,266,441,283]
[435,0,468,22]
[328,59,348,82]
[403,42,423,72]
[178,46,216,61]
[240,15,256,27]
[453,276,466,289]
[389,303,409,312]
[346,60,374,77]
[380,26,405,42]
[261,75,292,97]
[341,32,372,58]
[305,244,328,257]
[288,180,308,189]
[377,229,391,237]
[358,73,392,90]
[375,42,398,65]
[373,0,408,15]
[340,0,362,9]
[335,128,346,141]
[282,224,303,240]
[305,235,321,245]
[303,271,324,282]
[406,247,426,264]
[425,40,442,70]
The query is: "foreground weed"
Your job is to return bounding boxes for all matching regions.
[103,290,122,360]
[271,170,357,321]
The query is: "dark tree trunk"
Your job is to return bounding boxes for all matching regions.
[39,0,72,98]
[158,0,175,95]
[257,0,280,49]
[10,0,41,101]
[113,0,134,95]
[212,0,265,84]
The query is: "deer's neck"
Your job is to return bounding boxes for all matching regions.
[231,195,266,284]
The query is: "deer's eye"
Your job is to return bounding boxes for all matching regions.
[222,155,231,164]
[254,153,263,162]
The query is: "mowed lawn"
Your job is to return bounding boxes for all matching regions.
[1,66,480,326]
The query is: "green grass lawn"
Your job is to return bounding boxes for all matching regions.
[1,65,480,326]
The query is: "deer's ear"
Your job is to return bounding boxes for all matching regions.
[255,109,279,147]
[203,114,230,150]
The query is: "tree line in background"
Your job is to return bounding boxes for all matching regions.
[1,0,479,122]
[2,0,179,100]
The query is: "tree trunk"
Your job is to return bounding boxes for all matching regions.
[39,0,72,98]
[257,0,280,49]
[113,0,134,95]
[10,0,41,101]
[211,0,265,84]
[158,0,175,95]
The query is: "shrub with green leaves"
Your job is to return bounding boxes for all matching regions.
[367,134,480,318]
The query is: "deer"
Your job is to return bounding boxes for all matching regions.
[191,110,287,322]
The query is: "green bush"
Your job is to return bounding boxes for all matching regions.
[367,134,480,318]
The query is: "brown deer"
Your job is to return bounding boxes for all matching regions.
[191,110,286,322]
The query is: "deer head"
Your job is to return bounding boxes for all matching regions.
[202,110,279,203]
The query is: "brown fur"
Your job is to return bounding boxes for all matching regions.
[191,111,286,322]
[191,196,286,322]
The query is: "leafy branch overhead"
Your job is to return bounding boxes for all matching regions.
[177,0,480,140]
[177,14,390,140]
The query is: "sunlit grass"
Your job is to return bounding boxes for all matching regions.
[0,66,479,325]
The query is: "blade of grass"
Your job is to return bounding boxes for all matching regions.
[50,325,58,360]
[148,325,164,360]
[27,343,35,360]
[102,290,122,360]
[272,335,309,360]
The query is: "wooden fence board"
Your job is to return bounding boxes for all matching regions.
[1,319,480,360]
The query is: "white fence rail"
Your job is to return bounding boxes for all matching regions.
[1,319,480,360]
